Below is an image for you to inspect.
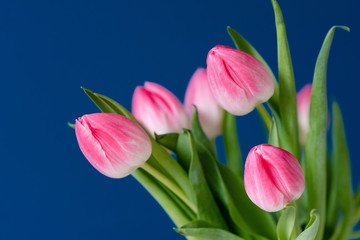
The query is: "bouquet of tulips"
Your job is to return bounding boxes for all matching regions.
[70,0,360,239]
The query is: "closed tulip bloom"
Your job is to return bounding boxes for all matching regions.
[132,81,190,135]
[75,113,152,178]
[244,144,305,212]
[296,84,312,145]
[207,45,274,116]
[184,68,223,138]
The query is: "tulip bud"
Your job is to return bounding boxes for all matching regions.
[244,144,305,212]
[75,113,152,178]
[132,81,190,135]
[206,45,274,116]
[296,84,312,145]
[184,68,223,138]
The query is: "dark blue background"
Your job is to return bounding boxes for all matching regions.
[1,0,358,239]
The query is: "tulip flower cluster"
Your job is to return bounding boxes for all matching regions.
[70,1,359,239]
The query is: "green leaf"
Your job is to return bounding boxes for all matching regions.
[178,130,228,229]
[326,156,338,231]
[81,87,135,121]
[297,153,309,228]
[268,117,280,147]
[161,179,197,221]
[222,111,243,176]
[175,227,245,240]
[150,140,197,206]
[155,133,179,152]
[304,26,349,240]
[140,159,197,215]
[176,132,194,172]
[179,220,215,228]
[191,106,214,155]
[277,204,296,240]
[270,0,300,159]
[193,106,275,239]
[217,162,277,239]
[329,218,344,240]
[227,26,279,112]
[328,101,354,239]
[194,142,250,237]
[132,169,192,227]
[186,114,276,238]
[175,220,246,240]
[296,210,320,240]
[190,124,276,239]
[67,122,75,129]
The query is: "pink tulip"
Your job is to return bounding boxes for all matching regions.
[296,84,312,145]
[206,45,274,116]
[184,68,223,138]
[132,82,190,135]
[75,113,152,178]
[244,144,305,212]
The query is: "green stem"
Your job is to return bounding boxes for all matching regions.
[223,111,243,176]
[256,103,272,131]
[140,162,197,214]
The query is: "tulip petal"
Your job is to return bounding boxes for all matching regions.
[75,113,152,178]
[227,26,279,111]
[132,82,190,135]
[244,144,305,212]
[207,45,274,116]
[184,68,223,138]
[296,84,312,145]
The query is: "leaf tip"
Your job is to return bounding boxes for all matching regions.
[332,25,350,33]
[67,122,75,129]
[173,228,183,234]
[81,86,93,94]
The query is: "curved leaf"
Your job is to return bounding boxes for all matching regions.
[81,87,135,120]
[304,26,349,240]
[178,130,228,229]
[217,162,277,239]
[191,106,214,155]
[176,228,245,240]
[155,133,179,152]
[190,122,276,239]
[176,220,246,240]
[270,0,299,159]
[296,210,320,240]
[268,117,280,147]
[151,139,197,206]
[328,101,354,239]
[277,204,296,240]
